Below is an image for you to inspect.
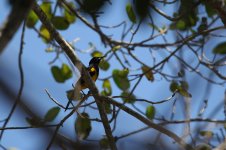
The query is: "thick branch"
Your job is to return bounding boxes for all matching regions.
[102,96,194,150]
[0,0,34,54]
[32,2,117,150]
[208,0,226,26]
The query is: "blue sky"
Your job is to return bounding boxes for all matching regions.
[0,1,226,150]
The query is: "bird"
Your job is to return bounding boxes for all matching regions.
[65,56,104,111]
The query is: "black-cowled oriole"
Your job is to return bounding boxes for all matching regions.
[65,57,103,111]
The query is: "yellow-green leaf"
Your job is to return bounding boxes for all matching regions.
[75,112,92,140]
[61,63,73,80]
[99,60,110,71]
[102,79,112,96]
[91,50,103,57]
[112,69,130,91]
[126,3,136,23]
[64,3,76,23]
[145,105,155,120]
[26,10,38,28]
[40,25,51,43]
[142,65,154,81]
[40,2,52,19]
[112,45,121,52]
[51,64,72,83]
[44,107,60,122]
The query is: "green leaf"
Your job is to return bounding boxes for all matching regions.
[40,25,51,43]
[75,112,92,140]
[61,64,73,80]
[64,3,76,23]
[99,138,110,149]
[26,10,38,28]
[44,107,60,122]
[51,64,72,83]
[145,105,155,120]
[213,42,226,54]
[170,81,179,92]
[121,91,136,104]
[178,87,192,98]
[112,45,121,52]
[141,65,154,81]
[99,60,110,71]
[119,68,129,77]
[126,3,136,23]
[91,50,103,57]
[51,66,65,83]
[102,79,112,96]
[112,69,130,91]
[40,2,52,19]
[52,16,70,30]
[66,89,74,101]
[176,20,186,30]
[199,131,213,138]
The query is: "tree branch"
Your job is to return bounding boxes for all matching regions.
[32,2,117,150]
[0,0,34,54]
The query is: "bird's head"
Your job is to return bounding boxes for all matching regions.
[89,56,104,66]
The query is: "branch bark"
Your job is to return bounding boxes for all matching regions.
[208,0,226,26]
[32,2,117,150]
[0,0,34,54]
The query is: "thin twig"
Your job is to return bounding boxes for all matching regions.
[0,20,26,140]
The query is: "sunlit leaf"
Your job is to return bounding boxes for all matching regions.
[51,64,72,83]
[75,112,92,140]
[112,45,121,52]
[52,16,70,30]
[40,25,51,43]
[145,105,155,120]
[26,10,38,28]
[126,3,136,23]
[141,65,154,81]
[102,79,112,96]
[64,3,76,23]
[44,107,60,122]
[213,42,226,54]
[40,2,52,19]
[91,51,103,57]
[112,69,130,91]
[61,64,73,80]
[121,91,136,104]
